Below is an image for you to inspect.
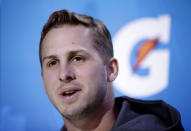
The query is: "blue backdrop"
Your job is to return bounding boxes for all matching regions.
[1,0,191,130]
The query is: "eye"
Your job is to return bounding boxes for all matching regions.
[72,56,85,62]
[47,60,58,67]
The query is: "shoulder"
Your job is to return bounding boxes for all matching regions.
[112,96,184,131]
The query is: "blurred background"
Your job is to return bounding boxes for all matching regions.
[1,0,191,130]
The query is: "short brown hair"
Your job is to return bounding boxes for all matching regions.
[39,9,113,67]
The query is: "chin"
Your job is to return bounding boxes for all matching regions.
[61,103,90,121]
[61,110,84,121]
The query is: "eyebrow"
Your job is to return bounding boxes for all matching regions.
[42,55,58,63]
[69,50,90,57]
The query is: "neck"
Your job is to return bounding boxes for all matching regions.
[63,86,116,131]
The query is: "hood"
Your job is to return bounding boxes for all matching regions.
[111,96,184,131]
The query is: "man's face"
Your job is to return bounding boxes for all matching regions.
[41,25,109,119]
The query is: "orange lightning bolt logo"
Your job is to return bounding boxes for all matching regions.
[133,38,158,71]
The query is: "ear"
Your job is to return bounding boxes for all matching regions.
[41,71,48,94]
[107,58,119,82]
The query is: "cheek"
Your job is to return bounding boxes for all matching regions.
[76,64,107,90]
[42,71,58,92]
[43,73,59,105]
[76,64,102,81]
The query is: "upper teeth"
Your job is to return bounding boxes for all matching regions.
[64,91,75,95]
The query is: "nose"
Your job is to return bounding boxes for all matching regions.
[59,64,76,83]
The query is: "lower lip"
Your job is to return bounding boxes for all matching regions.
[59,90,81,103]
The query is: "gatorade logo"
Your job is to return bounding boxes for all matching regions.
[113,15,171,98]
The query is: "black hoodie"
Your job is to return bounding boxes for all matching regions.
[111,96,184,131]
[61,96,184,131]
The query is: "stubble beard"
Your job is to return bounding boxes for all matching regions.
[61,83,108,122]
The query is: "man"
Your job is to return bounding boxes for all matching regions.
[39,9,184,131]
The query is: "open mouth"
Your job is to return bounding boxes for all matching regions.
[61,88,81,98]
[63,90,78,96]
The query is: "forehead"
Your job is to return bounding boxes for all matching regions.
[41,25,98,57]
[43,25,92,44]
